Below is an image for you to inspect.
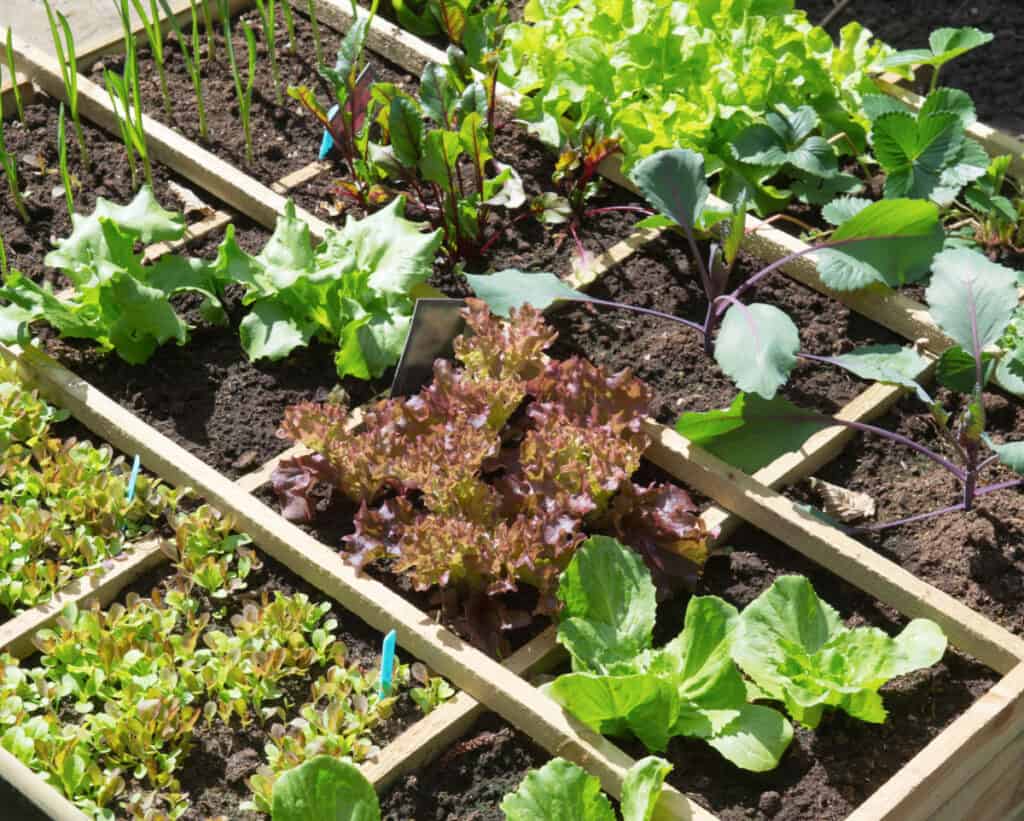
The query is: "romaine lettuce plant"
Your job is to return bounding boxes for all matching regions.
[273,299,709,651]
[0,187,443,380]
[468,148,942,401]
[502,755,671,821]
[547,536,947,771]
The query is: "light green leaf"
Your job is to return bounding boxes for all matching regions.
[419,129,463,188]
[705,704,794,772]
[620,757,672,821]
[821,196,873,226]
[982,434,1024,476]
[630,149,709,231]
[734,576,946,728]
[272,756,380,821]
[926,248,1017,360]
[501,758,615,821]
[813,199,943,290]
[883,27,993,71]
[466,269,591,316]
[831,345,931,401]
[713,302,799,399]
[675,392,828,474]
[557,536,656,673]
[239,301,316,361]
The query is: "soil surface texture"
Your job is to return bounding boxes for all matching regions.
[379,713,549,820]
[792,385,1024,637]
[547,231,904,423]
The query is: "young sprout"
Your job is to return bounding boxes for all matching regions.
[307,0,323,65]
[0,74,28,223]
[281,0,297,54]
[128,0,172,119]
[253,0,283,104]
[225,14,257,163]
[0,232,7,278]
[107,0,154,188]
[41,0,89,170]
[57,103,75,220]
[161,0,209,139]
[5,29,25,123]
[201,0,217,61]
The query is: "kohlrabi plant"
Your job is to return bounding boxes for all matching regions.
[678,247,1024,529]
[546,537,946,770]
[468,148,943,402]
[272,300,710,652]
[502,755,672,821]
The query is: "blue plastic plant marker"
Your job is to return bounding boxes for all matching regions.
[319,104,340,160]
[379,629,397,698]
[125,455,141,504]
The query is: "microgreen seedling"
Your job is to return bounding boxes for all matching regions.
[161,0,209,140]
[42,0,89,170]
[4,28,24,123]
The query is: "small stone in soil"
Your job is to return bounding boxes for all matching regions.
[758,790,782,817]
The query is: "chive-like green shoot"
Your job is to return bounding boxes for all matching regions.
[160,0,209,139]
[201,0,217,61]
[105,70,139,187]
[109,0,154,189]
[0,232,8,278]
[225,13,257,163]
[0,66,27,223]
[129,0,173,120]
[4,29,24,123]
[42,0,90,170]
[57,102,74,220]
[281,0,297,53]
[307,0,322,65]
[253,0,283,104]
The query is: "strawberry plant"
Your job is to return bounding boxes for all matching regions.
[273,299,710,652]
[546,536,945,770]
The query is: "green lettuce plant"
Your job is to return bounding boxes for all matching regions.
[502,756,671,821]
[547,536,947,771]
[499,0,889,186]
[271,756,379,821]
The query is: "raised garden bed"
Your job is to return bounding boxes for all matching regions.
[2,0,1024,818]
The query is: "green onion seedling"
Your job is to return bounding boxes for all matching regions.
[201,0,217,61]
[129,0,173,119]
[0,71,28,223]
[42,0,89,170]
[225,11,257,163]
[281,0,297,54]
[307,0,323,65]
[57,103,75,220]
[4,29,24,123]
[108,0,154,189]
[161,0,209,139]
[253,0,283,104]
[0,233,7,278]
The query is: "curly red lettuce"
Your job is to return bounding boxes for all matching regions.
[273,299,709,650]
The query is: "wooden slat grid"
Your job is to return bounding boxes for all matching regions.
[2,2,1024,818]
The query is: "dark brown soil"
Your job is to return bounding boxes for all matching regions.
[612,523,998,821]
[379,713,549,820]
[98,8,417,187]
[797,0,1024,137]
[791,386,1024,637]
[121,546,425,820]
[41,222,388,479]
[547,232,905,423]
[0,97,218,287]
